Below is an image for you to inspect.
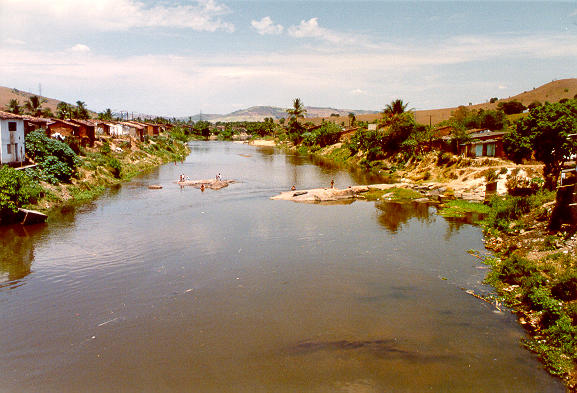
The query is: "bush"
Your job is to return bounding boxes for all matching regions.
[0,166,44,223]
[498,254,544,287]
[551,272,577,301]
[485,195,532,231]
[108,158,122,178]
[25,130,79,183]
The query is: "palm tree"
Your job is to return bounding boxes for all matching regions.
[98,108,114,121]
[286,98,307,121]
[382,99,409,118]
[24,95,47,117]
[74,100,89,119]
[5,99,22,114]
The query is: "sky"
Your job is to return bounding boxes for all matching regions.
[1,0,576,117]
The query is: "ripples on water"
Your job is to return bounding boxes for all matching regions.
[0,142,564,393]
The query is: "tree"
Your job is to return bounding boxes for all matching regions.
[73,101,89,119]
[56,102,73,119]
[5,99,22,114]
[504,100,577,190]
[286,98,306,121]
[498,100,526,115]
[490,97,499,104]
[382,99,409,118]
[348,112,356,127]
[24,95,47,117]
[98,108,114,121]
[286,98,307,139]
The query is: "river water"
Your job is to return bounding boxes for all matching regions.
[0,141,563,393]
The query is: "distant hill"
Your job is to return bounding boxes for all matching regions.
[342,78,577,127]
[0,86,64,114]
[2,78,575,125]
[185,106,379,122]
[0,86,100,117]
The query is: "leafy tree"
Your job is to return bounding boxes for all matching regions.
[56,102,73,119]
[498,100,526,115]
[24,95,47,117]
[490,97,499,104]
[194,121,211,139]
[302,122,342,147]
[5,99,22,114]
[528,101,542,110]
[504,100,577,190]
[0,166,43,223]
[25,130,80,183]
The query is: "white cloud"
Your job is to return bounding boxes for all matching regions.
[0,0,234,33]
[288,18,357,45]
[1,31,576,115]
[251,17,284,35]
[351,89,367,96]
[3,38,26,46]
[69,44,90,53]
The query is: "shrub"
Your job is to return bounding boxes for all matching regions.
[551,272,577,301]
[0,166,44,223]
[108,158,122,178]
[25,130,79,183]
[498,254,544,288]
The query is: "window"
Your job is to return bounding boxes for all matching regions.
[7,144,12,154]
[8,122,17,132]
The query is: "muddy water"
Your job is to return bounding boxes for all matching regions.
[0,141,563,392]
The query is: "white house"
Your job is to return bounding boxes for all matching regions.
[0,111,25,165]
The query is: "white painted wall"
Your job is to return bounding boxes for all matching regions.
[0,118,25,164]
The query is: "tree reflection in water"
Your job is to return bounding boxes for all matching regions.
[375,201,433,233]
[0,226,38,288]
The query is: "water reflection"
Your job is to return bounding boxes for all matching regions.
[375,201,434,233]
[0,225,40,288]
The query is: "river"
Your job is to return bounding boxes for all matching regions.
[0,141,564,392]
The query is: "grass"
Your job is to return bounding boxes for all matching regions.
[363,187,423,201]
[438,199,490,218]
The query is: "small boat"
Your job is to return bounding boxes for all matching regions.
[18,208,48,225]
[148,185,163,189]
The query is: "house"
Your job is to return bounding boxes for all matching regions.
[338,127,359,142]
[459,130,507,158]
[0,111,25,165]
[120,122,145,141]
[46,119,81,140]
[23,116,53,135]
[70,119,96,146]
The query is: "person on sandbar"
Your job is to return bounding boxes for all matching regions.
[291,185,296,191]
[330,179,334,189]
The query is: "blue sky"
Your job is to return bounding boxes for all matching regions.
[1,1,576,116]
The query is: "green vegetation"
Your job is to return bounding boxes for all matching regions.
[25,130,80,184]
[483,190,555,232]
[504,99,577,190]
[437,199,490,218]
[0,166,44,224]
[484,252,577,378]
[363,187,423,201]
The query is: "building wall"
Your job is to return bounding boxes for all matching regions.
[0,119,25,164]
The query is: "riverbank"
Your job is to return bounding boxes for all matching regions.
[256,137,577,390]
[26,134,190,217]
